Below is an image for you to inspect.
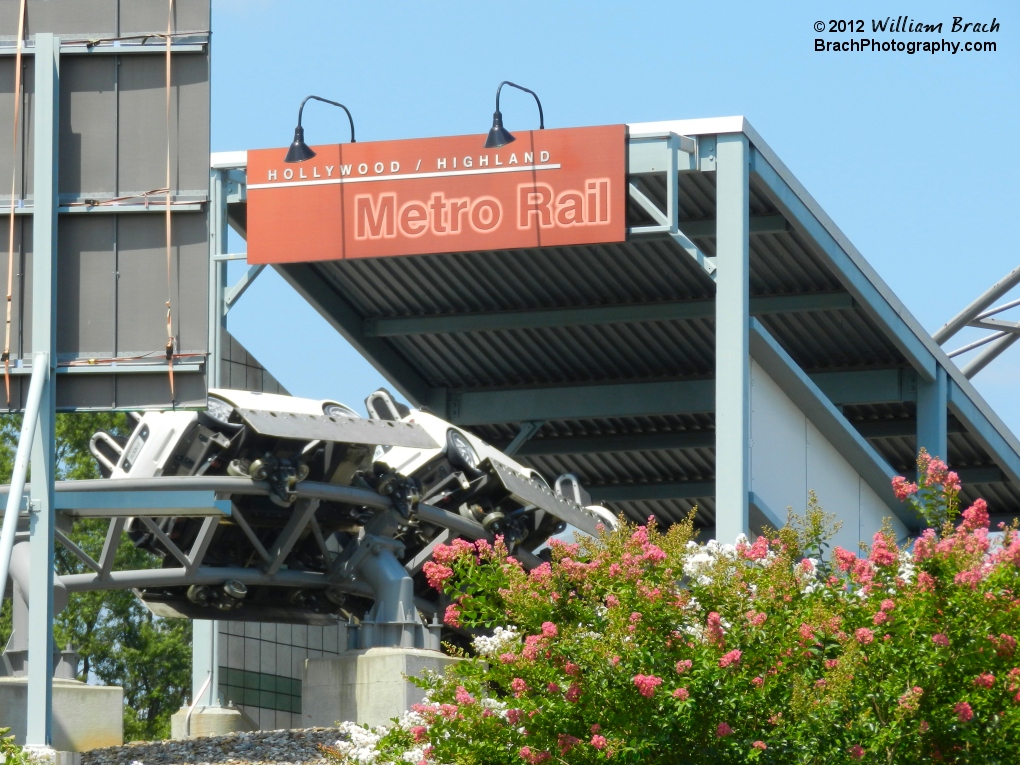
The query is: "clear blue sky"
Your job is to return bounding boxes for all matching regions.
[212,0,1020,431]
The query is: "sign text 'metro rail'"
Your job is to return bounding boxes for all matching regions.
[247,125,625,263]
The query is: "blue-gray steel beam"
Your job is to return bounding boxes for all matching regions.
[0,359,47,602]
[906,466,1005,485]
[0,39,208,56]
[503,421,544,456]
[198,148,230,713]
[275,263,434,408]
[712,133,751,544]
[748,492,785,533]
[6,362,203,377]
[855,418,964,439]
[750,148,937,383]
[680,215,789,238]
[947,381,1020,488]
[916,365,948,461]
[224,264,265,312]
[27,32,58,748]
[363,292,855,337]
[962,332,1020,379]
[191,619,220,708]
[449,379,715,425]
[748,319,911,527]
[588,481,714,502]
[0,489,230,517]
[507,430,716,456]
[446,368,914,427]
[811,369,916,406]
[933,264,1020,344]
[208,168,228,388]
[12,203,205,215]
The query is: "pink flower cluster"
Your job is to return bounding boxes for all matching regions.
[955,701,974,723]
[673,687,690,700]
[855,628,874,645]
[892,476,918,500]
[518,746,551,764]
[632,674,663,697]
[706,612,726,647]
[833,546,877,589]
[444,603,461,627]
[556,734,580,755]
[740,535,770,561]
[868,532,898,568]
[961,498,990,532]
[432,537,477,565]
[990,633,1017,658]
[422,561,454,590]
[719,649,742,668]
[675,659,692,674]
[746,610,767,627]
[898,686,923,713]
[973,673,995,689]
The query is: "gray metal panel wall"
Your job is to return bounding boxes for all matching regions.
[0,0,210,410]
[219,331,288,396]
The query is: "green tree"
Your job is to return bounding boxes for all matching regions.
[0,412,192,741]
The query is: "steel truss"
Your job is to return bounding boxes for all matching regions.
[2,475,541,602]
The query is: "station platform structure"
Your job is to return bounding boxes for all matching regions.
[221,116,1020,549]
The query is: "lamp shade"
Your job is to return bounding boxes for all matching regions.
[284,126,316,163]
[483,110,515,149]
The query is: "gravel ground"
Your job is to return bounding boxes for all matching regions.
[82,728,347,765]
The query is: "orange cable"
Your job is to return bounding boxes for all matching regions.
[165,0,176,405]
[4,0,27,405]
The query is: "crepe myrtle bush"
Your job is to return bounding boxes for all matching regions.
[322,450,1020,764]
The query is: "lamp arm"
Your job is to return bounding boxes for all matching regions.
[297,95,357,143]
[494,81,544,130]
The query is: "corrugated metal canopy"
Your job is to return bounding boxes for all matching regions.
[272,118,1020,532]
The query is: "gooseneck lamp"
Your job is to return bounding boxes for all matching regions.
[284,95,356,163]
[484,81,544,149]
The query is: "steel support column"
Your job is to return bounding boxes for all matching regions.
[191,619,221,708]
[714,133,750,543]
[208,167,228,389]
[26,33,59,748]
[916,365,948,461]
[193,164,229,712]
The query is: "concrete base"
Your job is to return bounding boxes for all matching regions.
[301,647,459,729]
[0,677,122,752]
[169,704,257,739]
[23,746,81,765]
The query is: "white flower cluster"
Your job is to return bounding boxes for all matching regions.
[331,722,388,764]
[897,549,915,585]
[471,625,520,658]
[682,538,738,585]
[401,746,428,763]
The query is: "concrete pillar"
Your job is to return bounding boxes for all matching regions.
[714,133,751,543]
[302,648,459,729]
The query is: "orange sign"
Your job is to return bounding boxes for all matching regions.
[246,125,626,264]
